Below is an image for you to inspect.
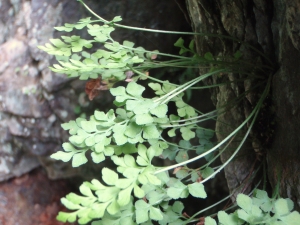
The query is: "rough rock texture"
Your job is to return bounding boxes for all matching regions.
[0,0,189,181]
[0,167,76,225]
[186,0,274,199]
[269,0,300,210]
[187,0,300,209]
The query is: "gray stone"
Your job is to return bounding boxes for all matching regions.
[0,0,188,181]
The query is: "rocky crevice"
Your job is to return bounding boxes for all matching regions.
[187,0,300,209]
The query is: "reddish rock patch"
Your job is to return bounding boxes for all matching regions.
[0,167,76,225]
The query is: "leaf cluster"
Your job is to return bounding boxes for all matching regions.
[205,189,300,225]
[51,82,170,166]
[50,77,216,224]
[56,144,207,224]
[41,9,284,225]
[51,79,215,169]
[39,16,157,81]
[47,53,218,224]
[174,37,195,55]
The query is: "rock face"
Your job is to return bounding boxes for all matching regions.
[0,168,76,225]
[0,0,189,181]
[269,0,300,209]
[187,0,300,209]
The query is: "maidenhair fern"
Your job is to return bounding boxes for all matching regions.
[205,189,300,225]
[39,1,300,224]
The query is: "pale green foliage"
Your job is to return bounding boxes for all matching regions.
[51,82,170,167]
[48,67,211,224]
[56,146,157,224]
[148,82,198,141]
[39,9,298,225]
[55,144,206,224]
[51,79,211,168]
[174,37,195,55]
[39,16,155,81]
[205,189,300,225]
[48,69,211,224]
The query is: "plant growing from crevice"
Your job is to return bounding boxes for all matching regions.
[39,1,300,224]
